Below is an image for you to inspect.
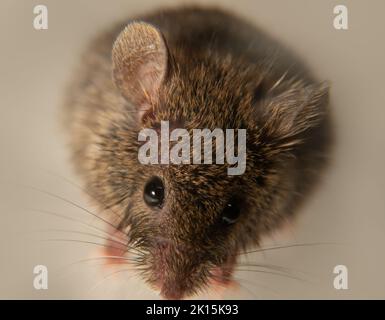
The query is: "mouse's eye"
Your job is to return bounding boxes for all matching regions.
[221,199,241,225]
[143,176,164,208]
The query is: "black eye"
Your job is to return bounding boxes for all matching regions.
[143,176,164,208]
[221,199,241,225]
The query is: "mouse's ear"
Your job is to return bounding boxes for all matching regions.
[112,22,170,122]
[256,81,329,152]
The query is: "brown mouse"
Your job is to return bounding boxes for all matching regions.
[63,6,332,299]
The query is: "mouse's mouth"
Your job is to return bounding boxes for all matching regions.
[151,253,238,300]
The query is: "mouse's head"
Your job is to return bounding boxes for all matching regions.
[88,22,328,299]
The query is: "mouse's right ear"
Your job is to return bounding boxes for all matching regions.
[112,22,171,122]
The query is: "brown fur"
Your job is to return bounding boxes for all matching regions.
[63,6,332,299]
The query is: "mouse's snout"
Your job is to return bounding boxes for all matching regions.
[149,237,208,299]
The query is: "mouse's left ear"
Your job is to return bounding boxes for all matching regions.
[112,22,171,122]
[256,81,329,152]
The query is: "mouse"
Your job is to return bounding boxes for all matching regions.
[63,6,332,299]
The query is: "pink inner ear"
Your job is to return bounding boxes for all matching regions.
[136,58,166,123]
[138,59,166,99]
[112,23,170,124]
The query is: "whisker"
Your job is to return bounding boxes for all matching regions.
[33,228,129,248]
[84,262,152,297]
[86,267,136,296]
[238,242,342,256]
[43,170,124,220]
[40,238,127,252]
[51,255,142,282]
[234,281,260,298]
[65,257,138,273]
[72,256,140,264]
[236,262,311,278]
[27,208,128,244]
[234,276,280,298]
[233,268,308,282]
[40,237,146,259]
[219,261,310,282]
[24,186,121,232]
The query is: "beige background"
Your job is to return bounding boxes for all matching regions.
[0,0,384,299]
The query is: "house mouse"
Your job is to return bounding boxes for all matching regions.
[63,6,332,299]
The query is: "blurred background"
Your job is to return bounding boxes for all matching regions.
[0,0,384,299]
